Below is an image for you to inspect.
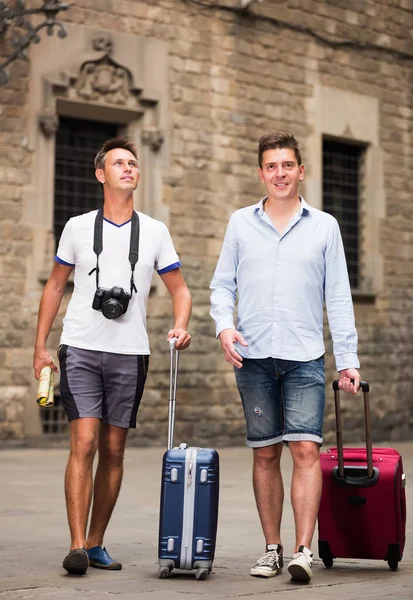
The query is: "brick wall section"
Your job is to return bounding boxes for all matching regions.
[0,0,412,445]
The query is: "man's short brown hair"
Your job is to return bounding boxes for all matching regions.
[94,137,138,170]
[258,131,302,168]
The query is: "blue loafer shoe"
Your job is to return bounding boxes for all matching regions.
[87,546,122,570]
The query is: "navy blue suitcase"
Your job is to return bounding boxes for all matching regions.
[158,340,220,580]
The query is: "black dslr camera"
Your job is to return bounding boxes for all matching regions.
[92,286,131,320]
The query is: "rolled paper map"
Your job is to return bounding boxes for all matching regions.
[36,365,55,407]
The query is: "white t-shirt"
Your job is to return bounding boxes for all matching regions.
[56,210,180,354]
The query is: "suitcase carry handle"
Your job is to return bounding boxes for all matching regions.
[332,380,369,393]
[331,380,373,480]
[167,337,179,451]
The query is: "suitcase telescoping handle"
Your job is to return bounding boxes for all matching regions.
[332,380,373,479]
[167,337,179,451]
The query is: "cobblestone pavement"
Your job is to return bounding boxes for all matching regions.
[0,442,411,599]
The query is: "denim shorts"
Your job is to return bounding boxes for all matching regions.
[234,357,325,447]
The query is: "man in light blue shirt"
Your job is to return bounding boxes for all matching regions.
[210,131,361,583]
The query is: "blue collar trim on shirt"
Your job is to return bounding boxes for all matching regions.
[103,217,132,228]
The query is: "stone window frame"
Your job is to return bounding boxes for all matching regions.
[24,25,169,285]
[23,26,170,438]
[305,84,385,300]
[322,137,367,290]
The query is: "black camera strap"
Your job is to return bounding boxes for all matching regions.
[88,208,140,297]
[128,210,140,295]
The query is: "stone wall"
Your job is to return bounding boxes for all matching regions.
[0,0,412,446]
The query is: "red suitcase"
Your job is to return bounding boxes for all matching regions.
[318,380,406,571]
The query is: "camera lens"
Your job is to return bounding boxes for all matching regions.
[101,299,123,320]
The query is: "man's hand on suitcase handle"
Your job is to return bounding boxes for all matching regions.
[167,328,191,350]
[218,328,248,369]
[338,368,361,395]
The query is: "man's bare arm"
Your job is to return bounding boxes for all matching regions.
[160,268,192,350]
[33,262,73,379]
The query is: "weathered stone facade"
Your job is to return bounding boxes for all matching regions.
[0,0,412,447]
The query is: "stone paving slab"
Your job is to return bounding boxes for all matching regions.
[0,442,411,599]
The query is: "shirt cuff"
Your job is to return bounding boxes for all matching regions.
[215,318,235,339]
[157,261,181,275]
[55,255,75,267]
[335,352,360,372]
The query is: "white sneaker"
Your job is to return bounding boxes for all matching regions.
[287,545,313,582]
[250,544,283,578]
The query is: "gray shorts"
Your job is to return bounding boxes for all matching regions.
[58,345,149,429]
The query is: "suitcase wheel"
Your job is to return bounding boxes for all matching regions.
[319,541,334,569]
[158,566,171,579]
[388,559,399,572]
[387,544,401,571]
[195,567,209,580]
[322,557,334,569]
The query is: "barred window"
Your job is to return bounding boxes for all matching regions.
[54,117,118,245]
[39,395,69,438]
[322,139,366,289]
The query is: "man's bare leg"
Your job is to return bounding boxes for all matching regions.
[250,443,285,577]
[253,443,284,545]
[65,418,100,549]
[86,423,128,549]
[62,418,100,574]
[289,440,321,551]
[287,440,321,582]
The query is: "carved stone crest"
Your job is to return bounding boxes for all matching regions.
[76,57,131,104]
[74,34,133,105]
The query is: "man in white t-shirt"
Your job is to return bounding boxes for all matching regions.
[33,138,192,575]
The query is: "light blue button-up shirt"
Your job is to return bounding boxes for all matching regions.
[210,197,359,372]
